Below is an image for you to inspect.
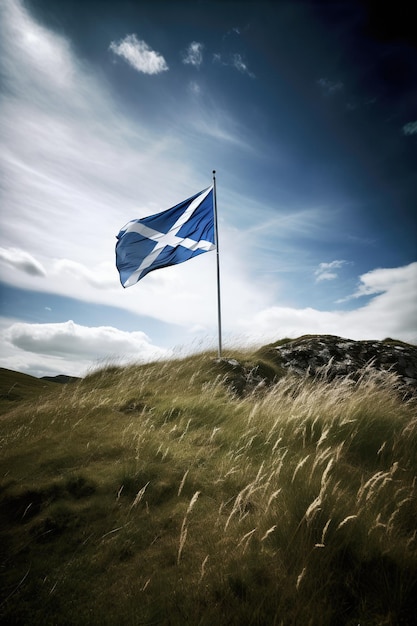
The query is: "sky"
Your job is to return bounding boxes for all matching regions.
[0,0,416,378]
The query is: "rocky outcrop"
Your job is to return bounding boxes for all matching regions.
[216,335,417,397]
[271,336,417,385]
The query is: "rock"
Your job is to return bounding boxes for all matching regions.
[218,336,417,398]
[266,335,417,395]
[214,359,254,396]
[213,357,278,397]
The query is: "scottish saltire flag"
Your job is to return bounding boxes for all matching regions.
[116,186,215,287]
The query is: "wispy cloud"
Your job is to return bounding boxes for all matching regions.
[0,247,119,289]
[188,80,201,95]
[213,52,255,77]
[402,120,417,136]
[224,25,250,39]
[2,0,238,330]
[314,260,347,282]
[185,97,254,148]
[109,34,168,74]
[317,78,344,96]
[189,115,247,146]
[0,247,46,276]
[182,41,203,68]
[0,0,188,272]
[51,259,116,289]
[242,205,335,242]
[232,53,255,77]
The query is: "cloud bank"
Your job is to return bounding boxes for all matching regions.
[238,263,417,346]
[1,319,170,377]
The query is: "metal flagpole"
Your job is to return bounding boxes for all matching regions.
[212,170,222,358]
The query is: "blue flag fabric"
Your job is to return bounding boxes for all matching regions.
[116,186,215,287]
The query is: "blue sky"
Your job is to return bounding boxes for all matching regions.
[0,0,416,377]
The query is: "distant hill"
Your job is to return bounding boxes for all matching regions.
[41,374,80,384]
[0,367,58,411]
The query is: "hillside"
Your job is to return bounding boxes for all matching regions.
[0,368,58,413]
[0,337,416,625]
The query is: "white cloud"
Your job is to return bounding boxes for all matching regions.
[182,41,203,67]
[402,121,417,136]
[238,262,417,346]
[1,319,170,377]
[341,263,417,300]
[109,34,168,74]
[314,260,347,282]
[0,247,46,276]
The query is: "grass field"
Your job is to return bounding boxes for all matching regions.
[0,347,416,625]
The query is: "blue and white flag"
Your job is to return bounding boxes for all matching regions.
[116,186,215,287]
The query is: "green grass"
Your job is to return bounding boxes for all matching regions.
[0,368,57,413]
[0,349,416,625]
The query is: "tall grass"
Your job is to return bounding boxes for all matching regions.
[0,352,416,625]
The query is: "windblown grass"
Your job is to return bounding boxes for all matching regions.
[0,351,416,625]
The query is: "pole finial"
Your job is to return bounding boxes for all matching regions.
[212,170,216,176]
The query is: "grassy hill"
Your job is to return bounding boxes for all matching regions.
[0,346,416,625]
[0,368,57,413]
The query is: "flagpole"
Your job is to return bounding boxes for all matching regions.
[212,170,222,359]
